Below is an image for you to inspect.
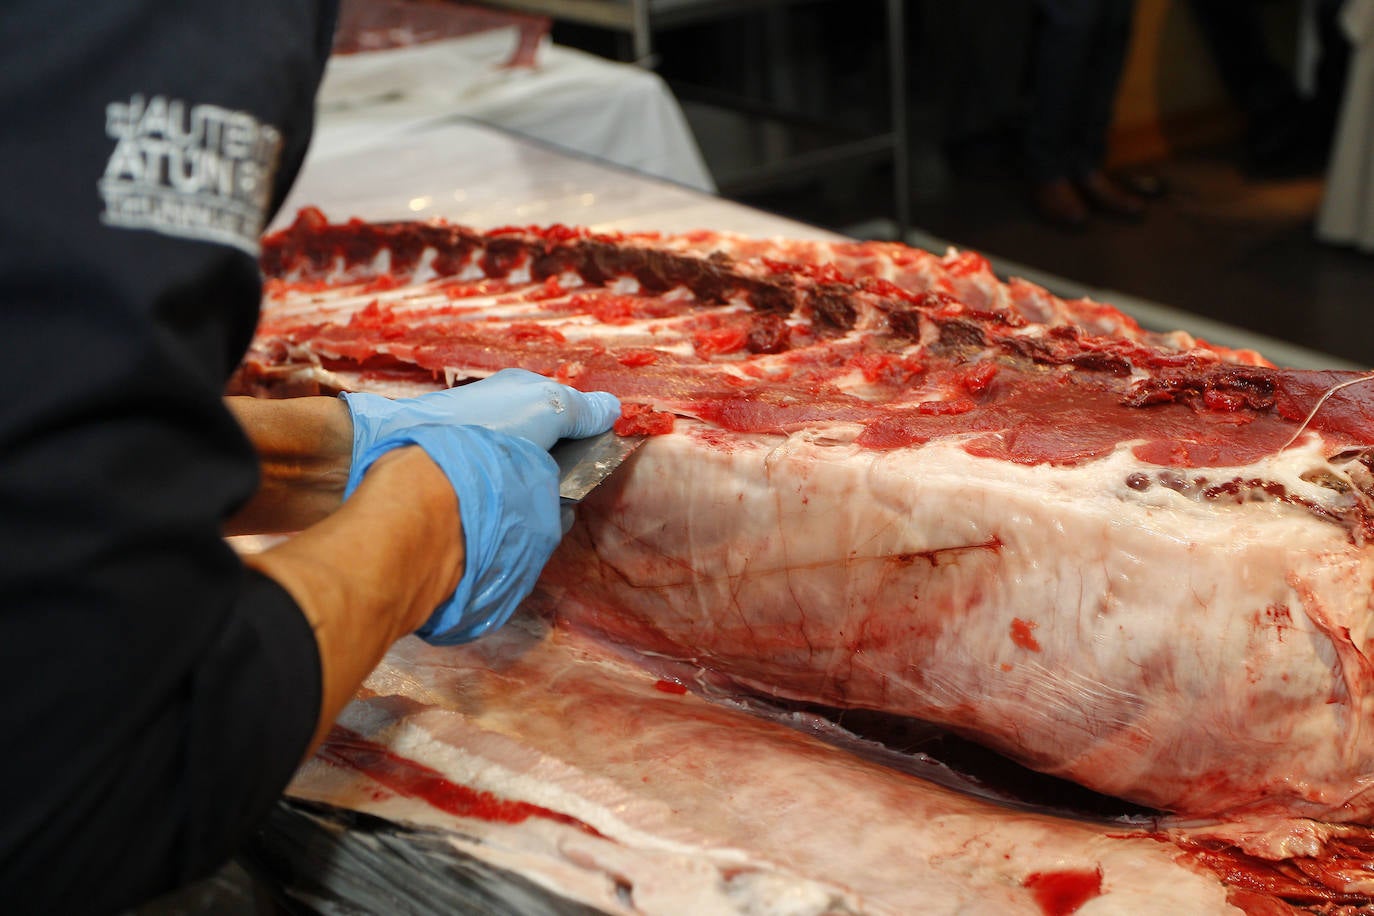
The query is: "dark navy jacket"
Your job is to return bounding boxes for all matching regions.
[0,3,336,910]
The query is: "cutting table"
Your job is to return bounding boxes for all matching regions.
[273,115,831,239]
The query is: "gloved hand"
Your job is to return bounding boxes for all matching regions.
[340,369,622,645]
[344,424,565,644]
[342,368,621,455]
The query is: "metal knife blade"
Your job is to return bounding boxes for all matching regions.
[551,430,646,504]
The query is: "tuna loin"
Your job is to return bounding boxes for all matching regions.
[247,210,1374,828]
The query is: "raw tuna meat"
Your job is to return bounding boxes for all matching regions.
[246,211,1374,863]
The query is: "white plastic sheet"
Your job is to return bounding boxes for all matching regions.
[275,119,821,238]
[315,28,716,193]
[1316,0,1374,251]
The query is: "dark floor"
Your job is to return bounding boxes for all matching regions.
[731,141,1374,369]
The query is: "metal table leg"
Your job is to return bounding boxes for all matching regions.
[887,0,911,240]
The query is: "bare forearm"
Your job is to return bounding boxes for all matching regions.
[224,396,353,535]
[241,446,463,756]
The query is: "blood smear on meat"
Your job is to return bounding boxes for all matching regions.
[1023,868,1104,915]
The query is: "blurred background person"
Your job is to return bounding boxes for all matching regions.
[1318,0,1374,250]
[1024,0,1148,230]
[1189,0,1350,176]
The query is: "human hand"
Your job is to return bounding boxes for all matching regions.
[340,370,621,644]
[341,368,621,460]
[344,424,559,644]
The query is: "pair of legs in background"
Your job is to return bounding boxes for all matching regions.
[1024,0,1148,229]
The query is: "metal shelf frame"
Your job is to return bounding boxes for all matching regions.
[476,0,910,236]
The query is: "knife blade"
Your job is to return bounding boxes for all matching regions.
[550,430,646,504]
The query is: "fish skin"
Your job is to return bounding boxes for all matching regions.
[290,617,1243,915]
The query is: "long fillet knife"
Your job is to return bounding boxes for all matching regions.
[551,430,646,504]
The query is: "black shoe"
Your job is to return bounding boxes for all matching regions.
[1075,170,1146,221]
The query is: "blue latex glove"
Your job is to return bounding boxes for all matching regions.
[340,370,621,645]
[342,368,621,454]
[343,425,563,645]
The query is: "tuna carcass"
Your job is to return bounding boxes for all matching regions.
[245,211,1374,873]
